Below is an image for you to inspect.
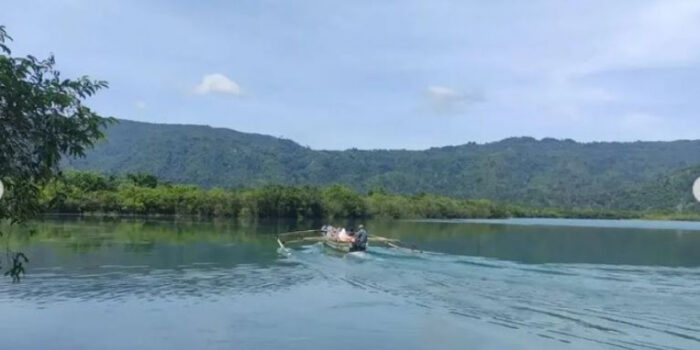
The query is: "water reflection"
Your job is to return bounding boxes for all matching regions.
[371,220,700,266]
[1,217,700,350]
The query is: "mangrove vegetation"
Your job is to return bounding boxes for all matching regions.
[39,171,700,221]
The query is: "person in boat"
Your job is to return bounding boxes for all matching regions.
[337,227,354,242]
[324,225,337,239]
[323,225,345,240]
[350,225,369,252]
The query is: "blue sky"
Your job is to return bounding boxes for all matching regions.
[4,0,700,149]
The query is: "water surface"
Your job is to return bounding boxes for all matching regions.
[1,217,699,349]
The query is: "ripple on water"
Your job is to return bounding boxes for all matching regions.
[283,245,700,350]
[2,242,700,350]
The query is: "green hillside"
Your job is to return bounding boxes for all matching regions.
[610,165,700,212]
[66,119,700,210]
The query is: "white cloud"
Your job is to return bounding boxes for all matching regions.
[567,1,700,76]
[135,101,147,109]
[194,73,242,96]
[425,85,483,114]
[519,1,700,127]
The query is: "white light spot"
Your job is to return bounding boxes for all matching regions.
[693,177,700,202]
[194,73,242,96]
[0,179,4,200]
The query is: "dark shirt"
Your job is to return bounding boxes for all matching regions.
[355,229,368,248]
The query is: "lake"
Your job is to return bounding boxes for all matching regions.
[1,217,700,349]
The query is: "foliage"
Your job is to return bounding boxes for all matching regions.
[40,171,519,219]
[4,252,28,283]
[39,171,700,221]
[126,173,158,188]
[66,120,700,211]
[0,25,113,224]
[0,26,112,281]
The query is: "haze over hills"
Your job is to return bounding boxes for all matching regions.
[66,119,700,211]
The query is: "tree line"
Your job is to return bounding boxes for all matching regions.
[39,171,699,221]
[67,119,700,211]
[41,171,508,219]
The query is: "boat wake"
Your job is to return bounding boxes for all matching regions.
[2,239,698,350]
[282,242,700,350]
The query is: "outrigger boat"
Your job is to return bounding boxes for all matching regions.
[276,225,409,253]
[276,226,367,253]
[320,225,367,253]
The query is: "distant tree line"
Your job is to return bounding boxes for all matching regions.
[66,119,700,211]
[41,171,506,219]
[39,171,700,221]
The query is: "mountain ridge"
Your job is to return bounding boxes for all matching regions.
[99,119,700,151]
[66,119,700,210]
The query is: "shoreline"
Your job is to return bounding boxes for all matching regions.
[37,210,700,222]
[36,171,700,222]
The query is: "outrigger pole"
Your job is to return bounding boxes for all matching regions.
[277,229,320,236]
[276,229,321,248]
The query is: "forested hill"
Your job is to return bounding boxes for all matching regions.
[66,119,700,210]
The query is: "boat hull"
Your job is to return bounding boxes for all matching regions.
[323,239,364,253]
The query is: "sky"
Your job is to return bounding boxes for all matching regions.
[3,0,700,149]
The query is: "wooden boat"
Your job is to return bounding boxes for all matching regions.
[277,227,375,253]
[277,229,410,254]
[322,236,364,253]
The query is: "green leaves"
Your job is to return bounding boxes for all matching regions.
[0,25,12,54]
[64,118,700,212]
[38,171,526,220]
[4,252,28,283]
[0,26,113,223]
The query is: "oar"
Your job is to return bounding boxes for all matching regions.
[292,235,399,244]
[278,236,325,245]
[277,232,410,251]
[294,236,398,244]
[279,229,320,241]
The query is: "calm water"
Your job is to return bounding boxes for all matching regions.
[1,217,700,349]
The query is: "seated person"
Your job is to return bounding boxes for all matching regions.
[351,225,369,251]
[337,227,354,242]
[328,226,338,239]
